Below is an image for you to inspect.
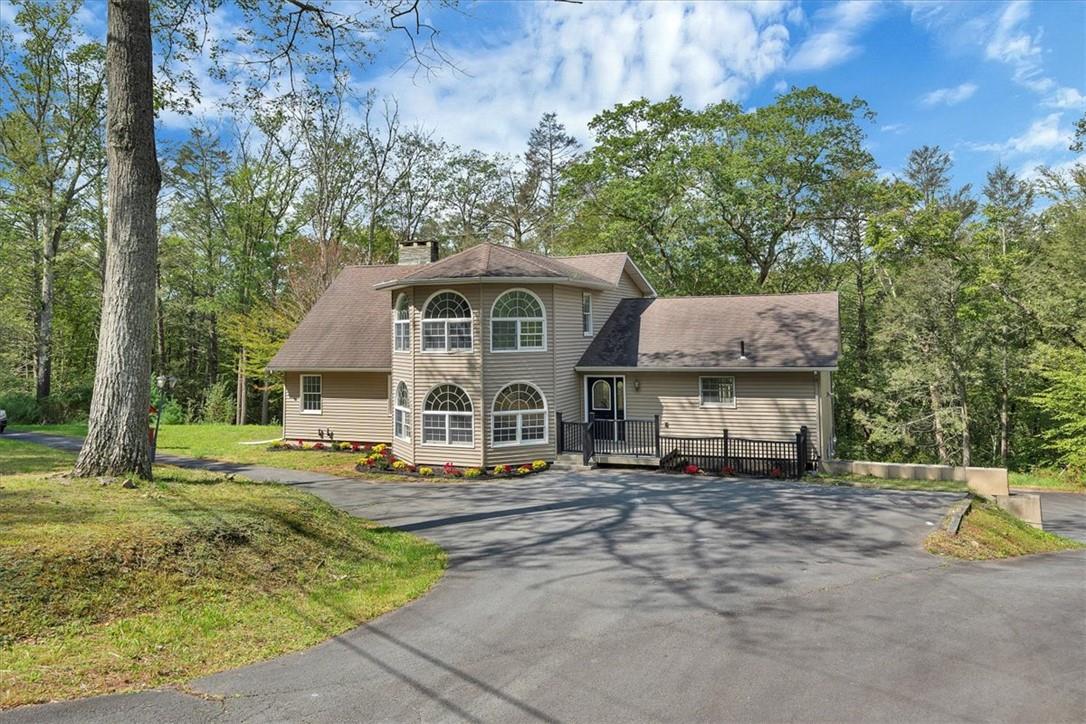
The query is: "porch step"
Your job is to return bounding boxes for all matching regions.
[551,453,596,471]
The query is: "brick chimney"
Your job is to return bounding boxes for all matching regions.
[398,239,438,265]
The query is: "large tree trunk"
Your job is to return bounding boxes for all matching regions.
[74,0,160,479]
[928,383,950,465]
[35,231,56,400]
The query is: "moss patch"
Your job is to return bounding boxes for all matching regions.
[925,499,1083,560]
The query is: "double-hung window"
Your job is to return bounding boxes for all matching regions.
[301,374,322,413]
[582,293,593,336]
[491,290,545,352]
[699,376,735,408]
[393,294,411,352]
[422,292,473,352]
[394,381,411,441]
[422,385,473,446]
[492,383,547,445]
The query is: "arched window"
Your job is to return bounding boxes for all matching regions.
[492,382,547,445]
[491,290,545,351]
[422,384,473,445]
[422,291,473,352]
[394,381,411,441]
[393,294,410,352]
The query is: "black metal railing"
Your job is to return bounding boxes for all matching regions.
[659,427,813,478]
[557,413,660,464]
[556,413,815,479]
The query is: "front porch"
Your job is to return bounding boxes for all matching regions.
[555,413,817,477]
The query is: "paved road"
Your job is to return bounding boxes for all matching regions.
[5,433,1086,723]
[1038,492,1086,542]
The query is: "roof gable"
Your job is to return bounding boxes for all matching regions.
[578,293,839,370]
[267,265,398,371]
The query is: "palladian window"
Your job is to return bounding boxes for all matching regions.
[492,382,547,445]
[422,384,474,446]
[393,294,410,352]
[422,291,473,352]
[491,289,545,351]
[394,381,411,441]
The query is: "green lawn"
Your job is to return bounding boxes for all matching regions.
[1009,468,1085,493]
[0,437,445,709]
[13,423,402,480]
[803,471,968,493]
[925,498,1083,559]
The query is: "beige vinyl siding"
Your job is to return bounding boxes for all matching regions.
[554,269,647,422]
[391,289,415,463]
[410,283,485,467]
[625,371,820,451]
[283,371,391,443]
[482,284,557,465]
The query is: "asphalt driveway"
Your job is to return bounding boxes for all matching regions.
[5,436,1086,723]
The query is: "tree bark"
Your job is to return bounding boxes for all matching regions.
[74,0,160,479]
[35,229,56,399]
[928,383,950,465]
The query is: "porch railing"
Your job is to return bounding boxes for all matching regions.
[556,412,815,479]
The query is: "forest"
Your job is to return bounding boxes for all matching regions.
[1,1,1083,478]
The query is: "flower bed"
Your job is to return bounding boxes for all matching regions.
[359,453,549,480]
[268,439,376,453]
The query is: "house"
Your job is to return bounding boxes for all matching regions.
[267,240,839,469]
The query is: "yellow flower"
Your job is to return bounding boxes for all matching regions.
[531,460,547,470]
[516,466,531,475]
[418,466,433,476]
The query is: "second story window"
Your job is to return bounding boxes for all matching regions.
[491,289,545,352]
[422,291,473,352]
[394,294,410,352]
[582,292,593,336]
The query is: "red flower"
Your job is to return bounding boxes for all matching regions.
[351,442,362,452]
[721,465,736,476]
[313,442,325,450]
[770,466,783,478]
[443,462,461,477]
[684,464,700,475]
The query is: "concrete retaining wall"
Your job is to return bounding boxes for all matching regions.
[824,460,1009,497]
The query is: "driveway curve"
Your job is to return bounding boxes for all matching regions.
[5,434,1086,723]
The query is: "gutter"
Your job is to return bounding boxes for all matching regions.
[373,276,614,292]
[574,365,839,373]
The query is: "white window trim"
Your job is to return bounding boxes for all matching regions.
[394,381,411,441]
[699,375,736,409]
[421,290,474,353]
[420,384,475,447]
[582,292,593,337]
[300,374,322,415]
[490,381,549,447]
[490,288,547,353]
[393,294,411,353]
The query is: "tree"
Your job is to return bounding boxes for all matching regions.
[0,0,105,400]
[74,0,160,477]
[526,112,579,253]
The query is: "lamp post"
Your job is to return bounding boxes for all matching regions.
[151,374,177,463]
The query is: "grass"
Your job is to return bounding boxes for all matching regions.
[1009,468,1085,493]
[804,471,968,493]
[13,423,403,481]
[925,498,1084,560]
[0,437,446,709]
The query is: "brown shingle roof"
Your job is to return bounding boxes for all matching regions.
[267,265,398,371]
[375,243,613,289]
[556,251,656,295]
[577,293,839,369]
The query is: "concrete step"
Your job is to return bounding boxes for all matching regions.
[552,453,596,471]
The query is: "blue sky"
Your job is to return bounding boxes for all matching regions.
[5,0,1082,193]
[363,0,1085,191]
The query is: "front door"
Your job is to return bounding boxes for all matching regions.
[587,376,625,442]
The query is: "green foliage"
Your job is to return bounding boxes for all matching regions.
[201,380,235,424]
[1030,346,1086,474]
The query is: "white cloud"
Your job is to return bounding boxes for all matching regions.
[1017,153,1086,182]
[919,82,978,107]
[984,0,1050,91]
[881,123,907,134]
[973,113,1071,154]
[788,0,881,71]
[1044,87,1086,110]
[374,1,795,153]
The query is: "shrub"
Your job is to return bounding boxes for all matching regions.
[0,393,40,423]
[201,380,235,423]
[392,460,409,471]
[531,460,548,471]
[443,462,461,477]
[492,464,512,476]
[157,397,185,424]
[312,442,326,450]
[418,466,433,476]
[684,464,700,475]
[516,465,531,475]
[464,467,483,478]
[269,440,290,450]
[337,442,352,451]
